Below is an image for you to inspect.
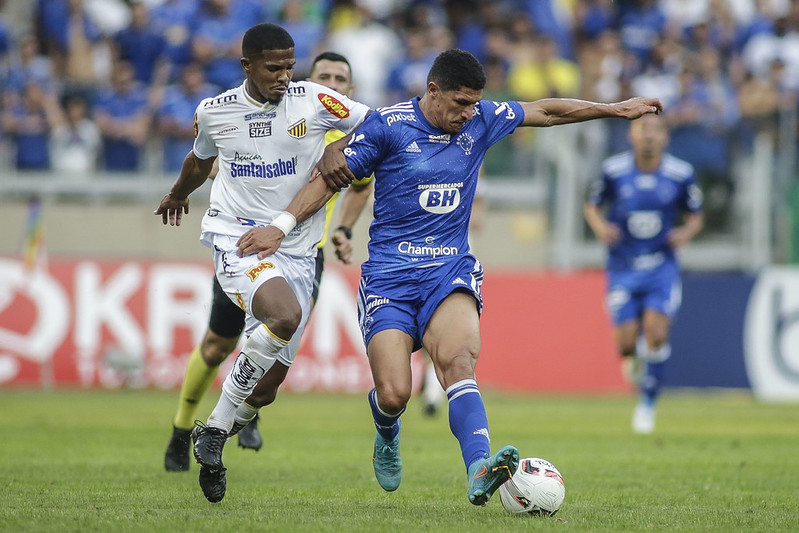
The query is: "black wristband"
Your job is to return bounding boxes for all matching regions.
[335,225,352,239]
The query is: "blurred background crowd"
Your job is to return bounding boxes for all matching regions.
[1,0,799,259]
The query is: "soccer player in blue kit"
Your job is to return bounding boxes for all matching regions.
[584,114,704,434]
[236,49,662,505]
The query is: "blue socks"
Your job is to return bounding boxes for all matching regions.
[446,379,490,470]
[640,360,667,407]
[368,388,403,440]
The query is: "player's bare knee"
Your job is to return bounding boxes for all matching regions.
[377,387,410,414]
[246,385,278,408]
[443,351,477,374]
[264,309,301,341]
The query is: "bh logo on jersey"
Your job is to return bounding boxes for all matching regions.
[419,186,461,214]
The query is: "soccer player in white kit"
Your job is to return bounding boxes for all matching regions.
[154,23,370,503]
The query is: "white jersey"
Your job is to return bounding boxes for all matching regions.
[193,80,370,257]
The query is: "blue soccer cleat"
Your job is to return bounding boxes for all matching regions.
[467,445,520,506]
[372,420,402,491]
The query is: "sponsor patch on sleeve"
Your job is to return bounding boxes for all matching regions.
[318,93,350,118]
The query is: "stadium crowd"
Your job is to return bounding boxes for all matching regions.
[0,0,797,220]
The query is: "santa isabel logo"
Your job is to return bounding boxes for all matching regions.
[318,93,350,118]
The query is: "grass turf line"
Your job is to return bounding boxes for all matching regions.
[0,389,797,532]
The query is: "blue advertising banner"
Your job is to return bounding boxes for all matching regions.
[668,272,755,389]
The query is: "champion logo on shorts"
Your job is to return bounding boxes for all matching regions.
[246,261,274,281]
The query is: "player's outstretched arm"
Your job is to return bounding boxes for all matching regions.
[520,97,662,128]
[154,152,215,226]
[237,176,337,260]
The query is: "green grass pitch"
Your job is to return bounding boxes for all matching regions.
[1,389,797,532]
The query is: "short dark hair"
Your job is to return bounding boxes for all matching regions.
[311,51,351,73]
[242,23,295,58]
[427,49,486,92]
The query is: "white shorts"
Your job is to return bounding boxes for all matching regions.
[209,234,315,366]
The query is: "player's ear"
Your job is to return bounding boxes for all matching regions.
[241,57,250,74]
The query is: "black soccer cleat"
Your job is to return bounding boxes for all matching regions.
[191,422,227,470]
[237,414,263,451]
[164,426,191,472]
[198,465,227,503]
[191,422,229,503]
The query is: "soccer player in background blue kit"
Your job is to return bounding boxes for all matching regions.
[237,49,662,506]
[584,114,704,434]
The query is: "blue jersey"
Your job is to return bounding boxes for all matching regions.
[587,151,703,273]
[344,97,524,274]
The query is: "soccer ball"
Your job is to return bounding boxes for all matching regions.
[498,457,565,516]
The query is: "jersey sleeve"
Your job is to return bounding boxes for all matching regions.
[680,167,703,213]
[192,102,217,160]
[586,165,611,206]
[312,84,371,135]
[325,129,373,186]
[481,100,525,148]
[343,112,389,179]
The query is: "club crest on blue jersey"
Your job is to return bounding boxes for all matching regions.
[456,133,474,154]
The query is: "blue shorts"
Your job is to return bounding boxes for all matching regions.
[606,260,682,325]
[357,255,484,352]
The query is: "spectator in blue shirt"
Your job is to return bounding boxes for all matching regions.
[158,62,218,172]
[3,33,57,98]
[93,61,151,172]
[113,1,169,86]
[618,0,667,70]
[192,0,264,90]
[2,81,62,170]
[150,0,199,77]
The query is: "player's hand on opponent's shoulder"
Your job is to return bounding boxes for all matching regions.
[154,193,190,226]
[612,97,663,120]
[313,138,356,190]
[331,228,353,264]
[237,226,285,260]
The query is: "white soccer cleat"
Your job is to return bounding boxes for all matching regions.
[632,404,655,434]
